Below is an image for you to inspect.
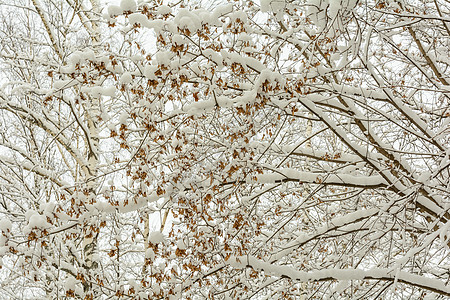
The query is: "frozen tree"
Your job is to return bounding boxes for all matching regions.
[0,0,128,298]
[0,0,449,299]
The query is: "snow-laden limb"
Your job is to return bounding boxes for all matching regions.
[256,169,387,188]
[0,102,89,175]
[279,145,367,163]
[299,98,447,220]
[267,208,380,262]
[228,256,450,296]
[0,154,71,189]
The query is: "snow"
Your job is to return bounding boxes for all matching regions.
[260,0,271,12]
[25,210,37,221]
[108,5,123,17]
[131,55,144,62]
[90,86,104,97]
[144,65,157,80]
[149,231,164,244]
[64,276,77,291]
[120,72,133,84]
[94,201,116,213]
[68,52,83,64]
[260,0,286,15]
[0,219,11,232]
[328,0,341,18]
[27,214,51,229]
[177,240,187,250]
[145,19,165,33]
[129,13,149,27]
[212,4,233,20]
[243,57,265,72]
[306,0,321,16]
[80,86,115,97]
[155,51,173,66]
[256,169,387,187]
[119,196,148,213]
[172,34,187,46]
[281,146,366,162]
[108,62,123,73]
[202,49,223,68]
[416,196,445,218]
[226,256,450,294]
[216,96,232,108]
[183,99,215,115]
[156,5,171,15]
[53,79,77,90]
[120,0,136,12]
[417,171,431,182]
[333,280,349,293]
[174,9,202,33]
[270,208,378,261]
[329,209,378,227]
[145,248,155,260]
[256,69,285,90]
[230,11,248,22]
[234,90,257,107]
[119,112,128,124]
[102,86,116,97]
[82,49,95,61]
[148,192,159,203]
